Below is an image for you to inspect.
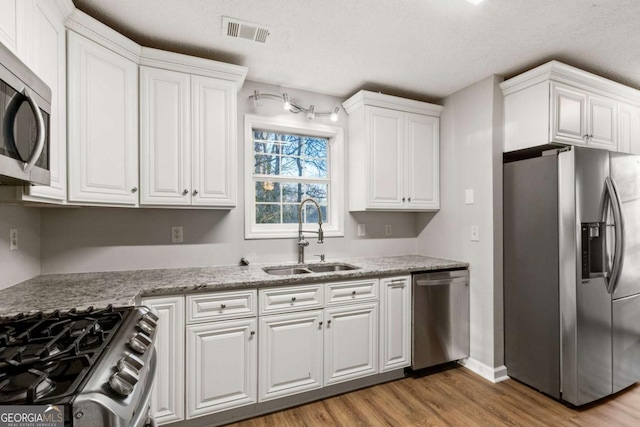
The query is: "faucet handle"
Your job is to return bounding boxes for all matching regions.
[314,254,325,262]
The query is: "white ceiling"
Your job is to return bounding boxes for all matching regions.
[72,0,640,102]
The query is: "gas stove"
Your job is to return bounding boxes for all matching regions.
[0,305,158,426]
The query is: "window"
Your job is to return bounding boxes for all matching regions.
[244,115,344,239]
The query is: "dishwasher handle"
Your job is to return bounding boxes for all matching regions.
[415,277,468,287]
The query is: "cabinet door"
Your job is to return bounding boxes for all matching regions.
[0,0,26,58]
[618,102,640,154]
[191,76,237,207]
[551,83,587,145]
[324,302,378,385]
[140,67,191,205]
[67,31,139,205]
[366,106,404,209]
[23,0,66,202]
[187,318,257,417]
[379,276,411,372]
[405,113,439,210]
[142,296,185,425]
[259,310,323,401]
[588,94,617,150]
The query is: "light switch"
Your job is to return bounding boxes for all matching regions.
[465,189,474,205]
[470,225,480,242]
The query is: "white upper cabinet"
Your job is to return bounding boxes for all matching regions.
[139,49,244,208]
[140,67,192,205]
[343,90,442,211]
[21,0,66,202]
[502,61,640,153]
[67,31,139,205]
[618,102,640,154]
[0,0,27,59]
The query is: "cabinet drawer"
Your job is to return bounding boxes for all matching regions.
[260,284,323,315]
[187,290,257,323]
[325,279,379,306]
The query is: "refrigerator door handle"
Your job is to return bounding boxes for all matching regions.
[603,176,625,294]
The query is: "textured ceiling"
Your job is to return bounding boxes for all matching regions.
[72,0,640,102]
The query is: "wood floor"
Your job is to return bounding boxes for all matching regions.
[226,366,640,426]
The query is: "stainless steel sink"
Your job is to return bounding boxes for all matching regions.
[306,263,360,273]
[262,266,312,275]
[262,263,360,275]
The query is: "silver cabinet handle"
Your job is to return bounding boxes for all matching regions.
[20,88,46,173]
[193,190,198,196]
[131,187,138,193]
[182,189,189,195]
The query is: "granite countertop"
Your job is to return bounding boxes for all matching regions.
[0,255,468,317]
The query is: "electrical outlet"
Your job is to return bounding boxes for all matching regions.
[357,224,366,237]
[9,228,18,251]
[171,226,183,243]
[385,224,392,236]
[470,225,480,242]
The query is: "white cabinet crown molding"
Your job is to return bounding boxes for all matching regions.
[140,47,248,87]
[342,90,443,116]
[65,9,142,62]
[500,60,640,106]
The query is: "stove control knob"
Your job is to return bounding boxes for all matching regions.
[118,353,145,373]
[109,365,139,396]
[141,313,158,328]
[129,332,152,354]
[136,319,155,335]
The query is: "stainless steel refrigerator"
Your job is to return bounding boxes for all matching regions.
[504,144,640,406]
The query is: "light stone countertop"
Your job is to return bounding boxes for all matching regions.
[0,254,468,317]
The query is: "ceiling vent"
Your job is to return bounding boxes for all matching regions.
[222,17,270,43]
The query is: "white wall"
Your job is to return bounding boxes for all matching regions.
[0,206,41,289]
[416,75,505,379]
[40,81,418,274]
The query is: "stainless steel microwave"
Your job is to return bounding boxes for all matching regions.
[0,41,51,186]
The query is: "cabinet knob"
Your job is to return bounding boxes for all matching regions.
[291,297,297,302]
[327,319,332,325]
[250,331,255,336]
[408,197,411,202]
[352,290,356,296]
[319,321,323,327]
[193,189,198,196]
[131,187,138,193]
[402,197,406,202]
[220,304,226,309]
[182,189,189,195]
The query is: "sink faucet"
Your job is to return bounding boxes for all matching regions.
[297,198,324,263]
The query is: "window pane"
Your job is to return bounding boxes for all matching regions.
[255,181,281,202]
[304,204,327,224]
[305,183,327,204]
[304,137,328,159]
[283,204,299,224]
[254,154,279,175]
[280,157,327,178]
[254,140,280,155]
[280,135,304,156]
[282,182,305,203]
[256,204,281,224]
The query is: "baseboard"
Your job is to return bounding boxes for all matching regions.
[459,357,509,383]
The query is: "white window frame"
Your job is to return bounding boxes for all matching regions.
[244,114,344,239]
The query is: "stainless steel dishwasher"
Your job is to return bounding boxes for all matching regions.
[412,269,470,370]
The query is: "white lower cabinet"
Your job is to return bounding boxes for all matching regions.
[142,295,185,425]
[184,290,258,419]
[186,318,258,417]
[379,276,412,372]
[324,302,378,385]
[259,310,323,401]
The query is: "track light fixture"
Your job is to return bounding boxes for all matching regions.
[249,90,341,121]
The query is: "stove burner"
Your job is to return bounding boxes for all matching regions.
[0,368,55,404]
